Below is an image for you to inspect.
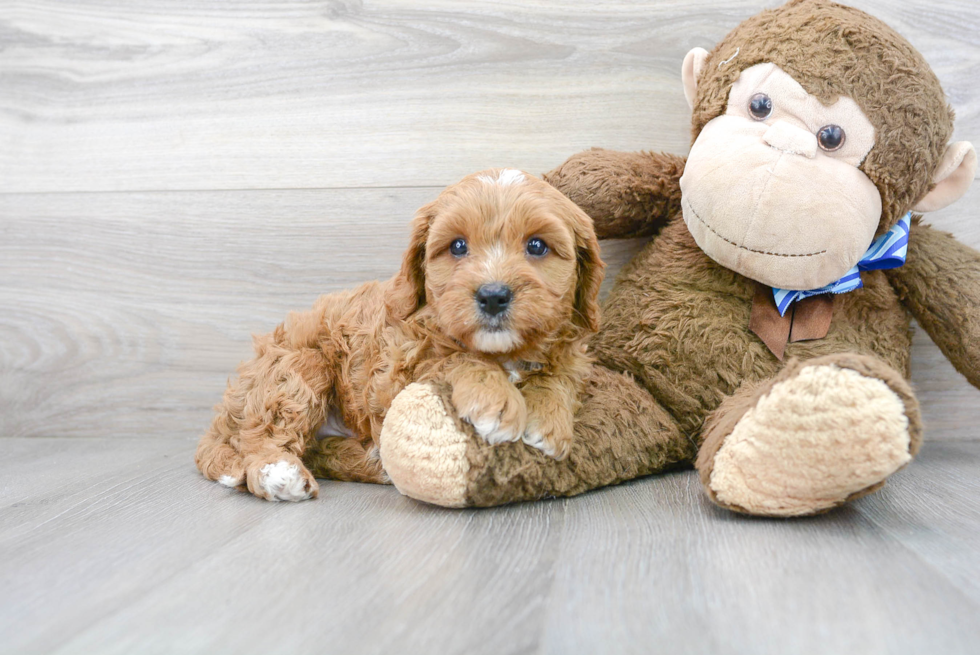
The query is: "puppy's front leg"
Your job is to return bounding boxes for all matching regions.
[444,357,527,445]
[520,374,580,460]
[520,343,591,460]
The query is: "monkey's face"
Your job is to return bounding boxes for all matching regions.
[680,63,881,290]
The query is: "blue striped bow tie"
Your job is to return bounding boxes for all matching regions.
[772,212,911,316]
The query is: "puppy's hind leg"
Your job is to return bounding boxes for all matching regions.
[195,435,247,489]
[197,308,336,501]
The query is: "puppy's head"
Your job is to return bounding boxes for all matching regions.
[387,168,604,354]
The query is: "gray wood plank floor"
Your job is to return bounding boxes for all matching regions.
[3,1,980,653]
[1,438,979,655]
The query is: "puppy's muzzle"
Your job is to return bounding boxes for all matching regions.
[476,283,512,318]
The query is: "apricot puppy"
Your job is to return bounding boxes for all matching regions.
[195,169,604,501]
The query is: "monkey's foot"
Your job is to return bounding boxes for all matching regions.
[380,383,471,508]
[697,354,921,517]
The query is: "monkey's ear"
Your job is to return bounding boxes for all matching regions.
[682,47,710,110]
[914,142,977,212]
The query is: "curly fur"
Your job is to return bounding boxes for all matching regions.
[195,169,604,500]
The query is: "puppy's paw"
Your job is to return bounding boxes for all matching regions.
[454,382,527,445]
[523,407,574,460]
[196,439,246,486]
[218,474,244,488]
[246,459,319,502]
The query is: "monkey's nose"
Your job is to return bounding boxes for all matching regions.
[763,121,817,159]
[476,283,513,317]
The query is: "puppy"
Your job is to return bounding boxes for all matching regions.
[195,168,604,501]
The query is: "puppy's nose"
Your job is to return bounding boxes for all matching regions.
[476,283,513,317]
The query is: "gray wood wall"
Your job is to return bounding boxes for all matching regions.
[2,0,979,441]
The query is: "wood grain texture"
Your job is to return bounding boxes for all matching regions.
[3,3,980,653]
[2,0,979,443]
[0,187,438,440]
[2,184,979,441]
[1,437,978,654]
[1,0,978,193]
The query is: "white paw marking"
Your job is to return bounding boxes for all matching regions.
[467,414,519,445]
[471,415,500,438]
[477,168,525,186]
[258,461,312,502]
[522,430,557,457]
[218,475,243,488]
[503,361,524,384]
[484,425,520,444]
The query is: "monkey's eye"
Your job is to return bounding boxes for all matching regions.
[449,238,468,257]
[525,237,548,257]
[748,93,773,120]
[817,125,845,151]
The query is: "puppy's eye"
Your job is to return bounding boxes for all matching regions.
[525,237,548,257]
[749,93,772,120]
[449,238,468,257]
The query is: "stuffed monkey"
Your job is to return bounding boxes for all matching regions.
[322,0,980,516]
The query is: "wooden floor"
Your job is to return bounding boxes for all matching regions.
[2,438,979,654]
[3,1,980,653]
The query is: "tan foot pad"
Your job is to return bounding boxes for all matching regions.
[380,383,471,508]
[710,364,912,516]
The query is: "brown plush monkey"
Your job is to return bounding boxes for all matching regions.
[335,0,980,516]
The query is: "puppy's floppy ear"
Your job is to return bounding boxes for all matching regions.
[568,205,605,333]
[385,203,435,321]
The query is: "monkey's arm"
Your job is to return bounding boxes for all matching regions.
[543,148,686,239]
[886,219,980,389]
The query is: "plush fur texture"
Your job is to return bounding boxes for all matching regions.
[696,353,922,516]
[886,219,980,389]
[379,382,472,507]
[379,0,980,516]
[381,367,695,508]
[542,148,686,240]
[196,169,604,501]
[690,0,954,235]
[680,61,886,290]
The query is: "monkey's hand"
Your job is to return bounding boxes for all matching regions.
[887,218,980,389]
[543,148,686,240]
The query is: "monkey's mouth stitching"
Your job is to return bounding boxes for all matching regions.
[684,199,827,258]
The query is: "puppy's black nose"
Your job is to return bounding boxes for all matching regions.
[476,283,512,317]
